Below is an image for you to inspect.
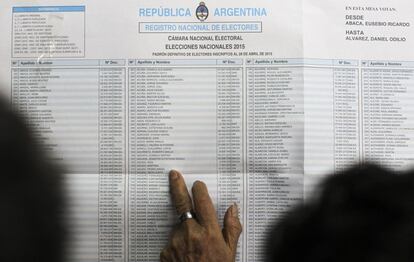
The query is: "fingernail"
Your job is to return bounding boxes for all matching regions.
[169,170,179,180]
[231,203,239,218]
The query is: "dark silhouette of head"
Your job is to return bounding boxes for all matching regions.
[0,98,64,262]
[267,164,414,262]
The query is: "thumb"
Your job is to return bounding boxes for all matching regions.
[222,203,242,255]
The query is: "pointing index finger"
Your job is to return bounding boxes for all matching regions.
[169,170,193,216]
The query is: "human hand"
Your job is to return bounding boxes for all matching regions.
[160,170,242,262]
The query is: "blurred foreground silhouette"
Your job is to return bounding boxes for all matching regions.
[0,98,64,262]
[267,164,414,262]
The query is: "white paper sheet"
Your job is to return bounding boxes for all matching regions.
[0,1,414,261]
